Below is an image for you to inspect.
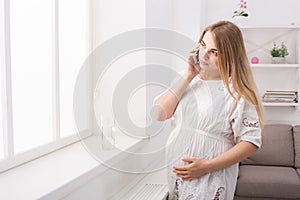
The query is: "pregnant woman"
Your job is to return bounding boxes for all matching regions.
[153,20,264,200]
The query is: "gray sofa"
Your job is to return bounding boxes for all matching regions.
[234,124,300,199]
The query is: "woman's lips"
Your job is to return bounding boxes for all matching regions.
[200,60,208,66]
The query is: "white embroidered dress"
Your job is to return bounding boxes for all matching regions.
[165,75,262,200]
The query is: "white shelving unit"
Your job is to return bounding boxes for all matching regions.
[262,102,299,107]
[251,64,299,68]
[240,26,300,109]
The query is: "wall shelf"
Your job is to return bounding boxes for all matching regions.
[251,64,299,68]
[242,26,300,109]
[262,102,299,107]
[240,25,299,30]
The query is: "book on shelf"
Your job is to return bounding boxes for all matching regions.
[262,90,298,103]
[263,94,297,99]
[265,90,297,95]
[263,98,296,103]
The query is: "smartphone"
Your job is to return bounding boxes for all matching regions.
[192,48,201,72]
[193,48,200,64]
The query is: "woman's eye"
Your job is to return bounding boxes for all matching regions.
[211,50,218,56]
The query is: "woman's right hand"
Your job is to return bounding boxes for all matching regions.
[153,46,201,121]
[184,45,201,81]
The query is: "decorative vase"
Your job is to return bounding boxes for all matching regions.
[271,57,286,64]
[251,57,259,64]
[233,16,248,27]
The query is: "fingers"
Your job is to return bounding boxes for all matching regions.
[173,168,189,178]
[173,169,193,181]
[172,157,197,180]
[174,169,188,176]
[173,157,196,171]
[173,157,207,181]
[190,48,197,53]
[182,157,196,163]
[189,49,199,54]
[173,165,189,176]
[189,52,197,56]
[173,165,188,171]
[188,54,198,68]
[182,175,193,181]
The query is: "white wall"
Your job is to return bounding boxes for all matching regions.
[205,0,300,26]
[91,0,146,47]
[91,0,204,137]
[91,0,146,134]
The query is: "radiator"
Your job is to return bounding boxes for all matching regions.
[127,183,168,200]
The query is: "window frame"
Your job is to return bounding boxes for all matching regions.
[0,0,93,173]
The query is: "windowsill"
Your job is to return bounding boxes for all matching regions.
[0,134,140,200]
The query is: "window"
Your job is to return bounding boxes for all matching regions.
[0,58,3,160]
[0,0,90,172]
[0,0,4,160]
[59,0,88,137]
[10,0,53,154]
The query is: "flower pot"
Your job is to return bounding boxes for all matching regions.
[271,57,286,64]
[232,16,248,26]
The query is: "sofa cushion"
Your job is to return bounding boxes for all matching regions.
[234,197,277,200]
[242,124,294,167]
[236,165,300,199]
[294,125,300,168]
[297,169,300,177]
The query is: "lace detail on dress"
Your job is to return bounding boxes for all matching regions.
[213,187,225,200]
[242,117,259,128]
[185,194,194,200]
[174,178,182,199]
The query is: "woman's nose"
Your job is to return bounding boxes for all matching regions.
[199,48,210,60]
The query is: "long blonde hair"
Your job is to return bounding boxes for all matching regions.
[198,21,264,127]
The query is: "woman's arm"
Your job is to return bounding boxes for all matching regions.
[153,72,193,121]
[173,141,258,180]
[153,49,199,121]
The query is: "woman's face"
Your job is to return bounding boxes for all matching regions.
[197,31,221,79]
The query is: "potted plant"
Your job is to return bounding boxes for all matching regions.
[270,42,289,64]
[232,0,249,18]
[232,0,249,26]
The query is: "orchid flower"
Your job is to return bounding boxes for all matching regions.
[232,0,249,18]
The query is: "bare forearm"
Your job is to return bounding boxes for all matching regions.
[207,141,258,172]
[153,72,194,120]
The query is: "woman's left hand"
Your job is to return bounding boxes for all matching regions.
[173,157,211,181]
